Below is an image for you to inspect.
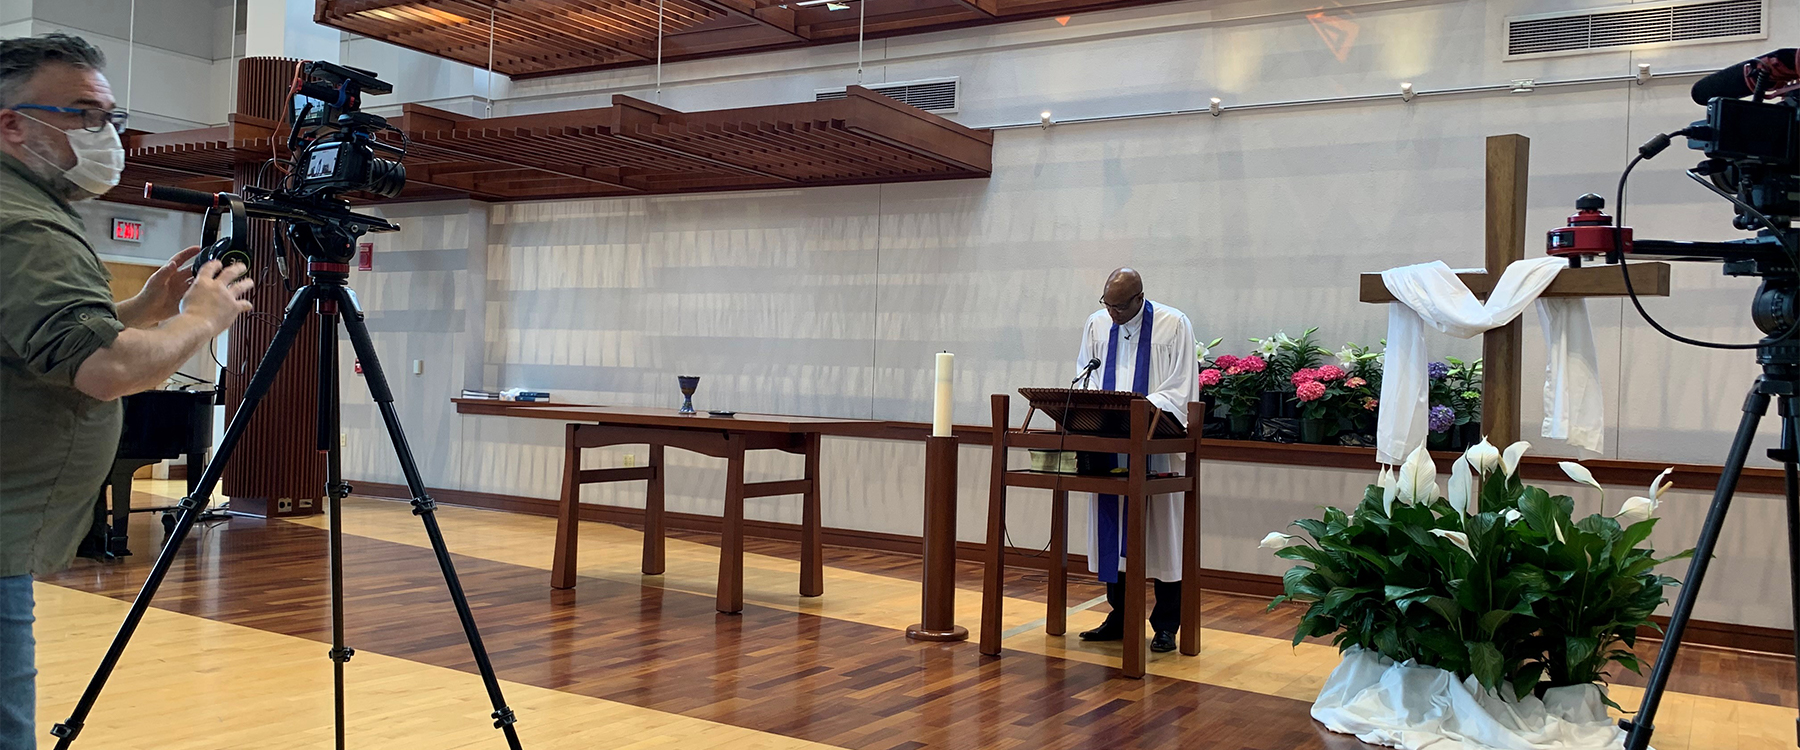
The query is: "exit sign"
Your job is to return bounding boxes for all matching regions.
[112,218,143,243]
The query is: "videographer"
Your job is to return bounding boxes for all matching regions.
[0,33,253,749]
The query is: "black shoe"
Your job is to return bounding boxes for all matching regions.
[1150,631,1177,653]
[1078,623,1123,642]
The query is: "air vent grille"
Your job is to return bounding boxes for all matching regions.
[817,79,958,113]
[1506,0,1764,58]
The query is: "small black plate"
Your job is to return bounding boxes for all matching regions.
[708,410,737,417]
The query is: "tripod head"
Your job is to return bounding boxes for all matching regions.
[145,183,398,279]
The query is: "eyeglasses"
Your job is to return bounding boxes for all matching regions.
[1099,291,1143,312]
[10,104,129,133]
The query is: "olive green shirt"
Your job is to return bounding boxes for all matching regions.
[0,152,126,577]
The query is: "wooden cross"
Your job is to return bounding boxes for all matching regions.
[1358,134,1672,448]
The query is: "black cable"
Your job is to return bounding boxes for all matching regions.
[1614,140,1800,350]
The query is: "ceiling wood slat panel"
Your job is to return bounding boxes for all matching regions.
[317,0,1182,77]
[112,87,990,210]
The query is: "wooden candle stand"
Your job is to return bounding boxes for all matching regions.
[907,435,969,641]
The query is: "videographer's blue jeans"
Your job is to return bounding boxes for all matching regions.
[0,575,34,750]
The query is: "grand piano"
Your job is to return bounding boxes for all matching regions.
[78,387,219,560]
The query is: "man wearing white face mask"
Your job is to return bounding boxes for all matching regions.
[0,34,254,749]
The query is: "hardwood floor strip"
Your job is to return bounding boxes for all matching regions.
[33,583,845,750]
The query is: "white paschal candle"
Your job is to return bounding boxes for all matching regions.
[933,352,954,437]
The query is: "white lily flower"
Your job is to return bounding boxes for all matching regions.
[1429,528,1475,557]
[1337,346,1358,364]
[1259,531,1301,550]
[1447,456,1475,515]
[1559,461,1605,495]
[1257,338,1279,357]
[1501,508,1523,524]
[1500,441,1531,478]
[1197,341,1211,362]
[1615,496,1659,527]
[1378,465,1399,516]
[1276,331,1296,347]
[1397,444,1439,505]
[1648,467,1674,500]
[1464,438,1501,476]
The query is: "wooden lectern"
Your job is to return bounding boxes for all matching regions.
[980,391,1203,679]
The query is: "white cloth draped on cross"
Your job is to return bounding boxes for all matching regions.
[1375,258,1605,465]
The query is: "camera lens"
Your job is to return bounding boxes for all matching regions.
[364,158,406,199]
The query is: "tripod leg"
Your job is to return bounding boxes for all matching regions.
[333,288,523,749]
[51,285,321,749]
[318,307,352,750]
[1781,399,1800,747]
[1622,386,1769,750]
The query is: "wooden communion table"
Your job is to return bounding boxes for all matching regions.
[456,401,878,614]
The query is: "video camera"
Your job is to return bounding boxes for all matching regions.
[160,60,404,276]
[288,60,407,199]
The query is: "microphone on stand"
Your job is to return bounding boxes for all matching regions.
[1072,358,1102,388]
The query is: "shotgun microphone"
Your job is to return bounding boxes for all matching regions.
[1689,49,1797,105]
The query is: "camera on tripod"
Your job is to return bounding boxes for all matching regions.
[171,60,403,276]
[67,61,523,750]
[1538,50,1800,750]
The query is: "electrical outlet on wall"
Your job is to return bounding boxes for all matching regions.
[277,498,293,513]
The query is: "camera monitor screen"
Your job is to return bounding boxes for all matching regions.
[291,94,334,133]
[307,143,342,181]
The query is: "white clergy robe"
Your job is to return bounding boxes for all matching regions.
[1075,300,1197,582]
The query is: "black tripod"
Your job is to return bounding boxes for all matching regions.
[1621,268,1800,750]
[49,261,523,750]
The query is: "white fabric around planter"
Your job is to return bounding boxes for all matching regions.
[1312,647,1631,750]
[1374,259,1604,465]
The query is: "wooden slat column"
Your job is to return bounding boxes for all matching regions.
[223,56,326,518]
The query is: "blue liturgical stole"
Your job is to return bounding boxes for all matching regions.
[1095,301,1152,583]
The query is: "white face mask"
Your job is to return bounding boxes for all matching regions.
[20,113,125,196]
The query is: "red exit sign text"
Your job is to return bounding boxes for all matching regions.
[112,218,144,243]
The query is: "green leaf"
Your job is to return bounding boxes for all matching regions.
[1282,566,1321,598]
[1615,652,1642,674]
[1511,663,1545,702]
[1291,617,1313,647]
[1615,518,1658,556]
[1477,610,1514,638]
[1385,585,1430,602]
[1518,488,1560,538]
[1468,641,1504,691]
[1566,636,1599,669]
[1321,539,1399,574]
[1374,625,1406,661]
[1424,596,1462,625]
[1294,518,1330,540]
[1320,586,1376,611]
[1413,628,1468,668]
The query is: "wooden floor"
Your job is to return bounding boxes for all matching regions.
[31,481,1800,749]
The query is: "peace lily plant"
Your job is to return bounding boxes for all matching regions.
[1264,440,1693,704]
